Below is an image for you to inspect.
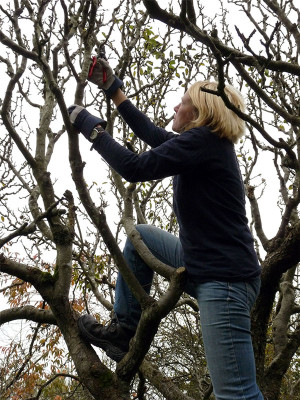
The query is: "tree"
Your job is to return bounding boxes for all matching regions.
[0,0,299,399]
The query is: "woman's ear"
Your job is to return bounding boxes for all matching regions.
[192,106,199,121]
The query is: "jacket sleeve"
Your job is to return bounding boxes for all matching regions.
[92,128,210,183]
[117,100,176,147]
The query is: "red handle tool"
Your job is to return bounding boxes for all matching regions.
[88,56,97,77]
[88,56,107,83]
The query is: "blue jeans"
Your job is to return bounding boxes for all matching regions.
[114,225,264,400]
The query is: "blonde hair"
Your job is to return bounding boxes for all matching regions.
[186,81,246,143]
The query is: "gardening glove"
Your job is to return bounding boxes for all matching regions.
[68,104,107,142]
[88,58,123,98]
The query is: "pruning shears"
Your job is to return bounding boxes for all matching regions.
[88,45,107,82]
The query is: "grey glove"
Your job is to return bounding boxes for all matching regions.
[88,58,123,98]
[68,104,107,142]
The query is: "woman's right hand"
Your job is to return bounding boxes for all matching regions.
[87,58,123,98]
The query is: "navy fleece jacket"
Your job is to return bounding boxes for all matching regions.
[92,100,261,282]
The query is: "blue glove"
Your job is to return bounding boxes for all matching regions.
[68,105,107,141]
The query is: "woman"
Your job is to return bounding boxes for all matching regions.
[69,59,263,400]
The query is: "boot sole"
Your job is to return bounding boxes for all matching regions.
[77,317,126,362]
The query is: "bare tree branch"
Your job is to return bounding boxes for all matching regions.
[0,306,56,325]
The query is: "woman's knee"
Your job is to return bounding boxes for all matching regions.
[123,225,153,260]
[124,224,182,269]
[123,225,156,251]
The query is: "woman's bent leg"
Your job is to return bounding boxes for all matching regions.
[114,224,183,330]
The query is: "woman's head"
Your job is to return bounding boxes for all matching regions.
[173,80,246,143]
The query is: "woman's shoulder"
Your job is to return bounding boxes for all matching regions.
[183,126,233,146]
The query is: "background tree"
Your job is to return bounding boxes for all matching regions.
[0,1,299,399]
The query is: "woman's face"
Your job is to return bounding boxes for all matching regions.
[172,92,197,133]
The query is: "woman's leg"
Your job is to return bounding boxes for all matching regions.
[114,224,184,330]
[194,278,264,400]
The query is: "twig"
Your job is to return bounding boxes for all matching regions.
[26,373,80,400]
